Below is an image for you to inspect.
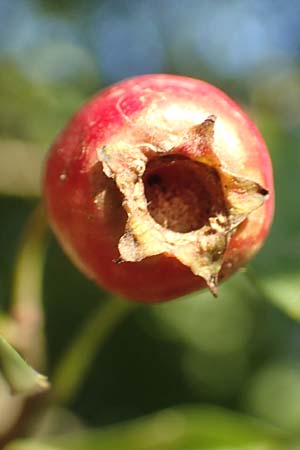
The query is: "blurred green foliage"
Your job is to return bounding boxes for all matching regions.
[3,406,288,450]
[1,0,300,448]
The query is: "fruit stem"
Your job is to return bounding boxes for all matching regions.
[0,204,49,447]
[10,203,48,369]
[50,297,137,405]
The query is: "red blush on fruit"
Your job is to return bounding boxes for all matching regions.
[43,74,274,303]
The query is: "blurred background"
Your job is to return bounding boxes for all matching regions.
[1,0,300,449]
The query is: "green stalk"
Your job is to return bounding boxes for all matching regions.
[11,203,48,369]
[244,266,273,305]
[50,297,136,405]
[0,335,49,395]
[9,202,136,406]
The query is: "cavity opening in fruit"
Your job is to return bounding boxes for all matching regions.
[143,155,227,233]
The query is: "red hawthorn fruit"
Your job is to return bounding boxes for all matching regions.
[43,74,274,303]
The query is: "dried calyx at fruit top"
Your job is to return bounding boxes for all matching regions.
[97,114,268,295]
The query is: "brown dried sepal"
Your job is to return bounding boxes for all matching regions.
[97,116,268,295]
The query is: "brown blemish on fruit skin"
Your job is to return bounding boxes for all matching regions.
[90,162,126,236]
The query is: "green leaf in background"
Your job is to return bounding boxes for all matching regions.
[0,62,88,146]
[244,360,300,433]
[0,140,43,198]
[247,269,300,321]
[248,109,300,320]
[5,443,62,450]
[0,335,49,395]
[3,405,286,450]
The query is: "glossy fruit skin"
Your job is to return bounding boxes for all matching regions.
[43,74,274,303]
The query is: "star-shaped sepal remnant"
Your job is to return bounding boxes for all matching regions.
[97,116,268,295]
